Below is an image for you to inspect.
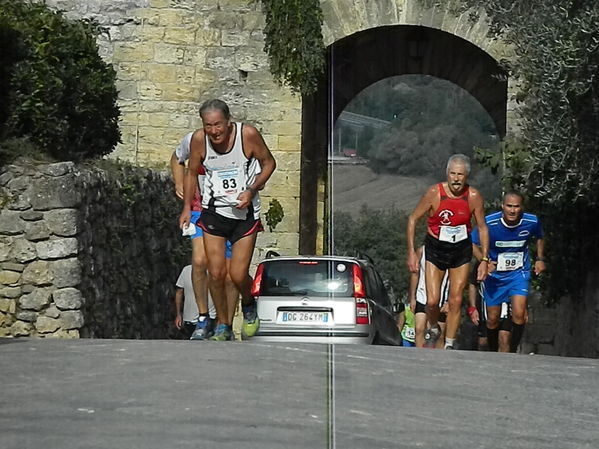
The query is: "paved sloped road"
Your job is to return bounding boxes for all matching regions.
[1,339,598,449]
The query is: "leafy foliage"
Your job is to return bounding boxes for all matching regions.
[333,206,426,308]
[0,13,27,134]
[259,0,326,96]
[437,0,599,302]
[0,0,120,161]
[265,198,285,232]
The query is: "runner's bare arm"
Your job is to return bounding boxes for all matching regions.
[179,130,204,229]
[174,287,184,329]
[534,238,546,275]
[170,151,185,200]
[406,186,437,272]
[470,188,489,281]
[237,125,276,209]
[408,268,419,313]
[473,239,495,275]
[472,241,482,260]
[396,309,405,331]
[467,283,480,326]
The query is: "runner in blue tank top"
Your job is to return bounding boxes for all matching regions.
[472,192,546,352]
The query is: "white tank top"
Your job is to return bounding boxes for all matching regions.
[416,247,450,306]
[202,123,261,220]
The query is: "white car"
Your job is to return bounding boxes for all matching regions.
[250,255,401,345]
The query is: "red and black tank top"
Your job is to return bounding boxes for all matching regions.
[427,183,472,239]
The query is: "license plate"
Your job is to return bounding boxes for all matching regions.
[278,311,330,324]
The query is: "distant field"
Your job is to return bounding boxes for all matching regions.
[330,164,434,215]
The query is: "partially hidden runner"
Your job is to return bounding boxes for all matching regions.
[407,154,489,350]
[410,245,450,348]
[396,300,415,347]
[179,99,276,341]
[467,260,512,351]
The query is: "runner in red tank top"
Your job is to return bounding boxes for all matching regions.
[406,154,490,349]
[427,183,472,239]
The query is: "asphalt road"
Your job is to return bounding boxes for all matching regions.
[1,339,598,449]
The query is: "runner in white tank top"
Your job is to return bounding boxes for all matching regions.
[179,99,276,342]
[202,122,261,220]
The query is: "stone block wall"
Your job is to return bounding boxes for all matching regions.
[523,273,599,358]
[0,160,188,339]
[43,0,301,256]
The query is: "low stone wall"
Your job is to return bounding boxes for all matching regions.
[523,272,599,358]
[0,159,188,339]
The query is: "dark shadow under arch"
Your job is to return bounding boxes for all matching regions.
[299,25,508,254]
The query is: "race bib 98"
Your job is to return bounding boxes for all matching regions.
[497,252,524,271]
[439,224,468,243]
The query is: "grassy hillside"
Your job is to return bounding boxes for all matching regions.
[331,164,434,216]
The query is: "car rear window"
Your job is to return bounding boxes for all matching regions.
[261,260,354,297]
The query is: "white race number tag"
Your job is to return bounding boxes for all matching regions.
[439,224,468,243]
[404,327,416,339]
[212,168,243,197]
[497,252,524,271]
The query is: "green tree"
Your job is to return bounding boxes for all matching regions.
[440,0,599,301]
[0,0,120,161]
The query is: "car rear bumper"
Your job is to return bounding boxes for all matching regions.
[252,330,371,345]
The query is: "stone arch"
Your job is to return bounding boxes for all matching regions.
[300,2,512,254]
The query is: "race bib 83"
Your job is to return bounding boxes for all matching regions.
[212,168,243,198]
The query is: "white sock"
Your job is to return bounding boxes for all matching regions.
[444,338,455,349]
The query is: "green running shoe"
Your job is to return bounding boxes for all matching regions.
[209,324,233,341]
[241,301,259,339]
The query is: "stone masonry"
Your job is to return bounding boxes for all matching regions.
[45,0,302,257]
[0,160,189,339]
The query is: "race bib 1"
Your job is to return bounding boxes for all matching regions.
[497,252,524,271]
[439,224,468,243]
[403,327,416,339]
[212,168,243,198]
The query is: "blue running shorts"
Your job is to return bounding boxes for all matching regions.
[483,272,530,307]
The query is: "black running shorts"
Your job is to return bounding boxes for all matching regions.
[199,209,263,244]
[424,233,472,271]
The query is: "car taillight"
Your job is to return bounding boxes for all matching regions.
[352,264,365,298]
[250,263,264,297]
[355,298,369,325]
[353,264,369,324]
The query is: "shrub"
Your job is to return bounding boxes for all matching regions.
[0,0,120,161]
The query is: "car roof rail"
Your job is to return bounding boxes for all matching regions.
[265,250,280,259]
